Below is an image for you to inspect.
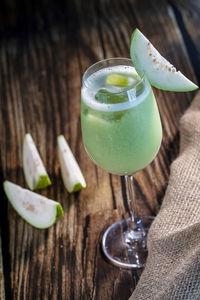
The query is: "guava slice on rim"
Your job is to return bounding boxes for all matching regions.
[23,133,51,190]
[57,135,86,193]
[3,181,64,229]
[130,28,198,92]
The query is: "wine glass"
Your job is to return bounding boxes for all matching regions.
[81,58,162,268]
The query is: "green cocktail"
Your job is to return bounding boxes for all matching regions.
[81,59,162,175]
[81,58,162,268]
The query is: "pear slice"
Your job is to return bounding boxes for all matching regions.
[23,133,51,190]
[3,181,64,229]
[130,28,198,92]
[57,135,86,193]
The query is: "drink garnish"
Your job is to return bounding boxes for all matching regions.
[106,73,128,86]
[130,28,198,91]
[95,89,128,104]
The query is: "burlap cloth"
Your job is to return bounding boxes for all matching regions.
[130,91,200,300]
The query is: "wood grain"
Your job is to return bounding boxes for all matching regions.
[0,0,199,299]
[169,0,200,84]
[0,237,5,300]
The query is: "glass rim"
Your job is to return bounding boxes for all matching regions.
[82,57,145,96]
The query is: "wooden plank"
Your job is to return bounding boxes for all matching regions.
[0,0,198,299]
[0,237,5,300]
[169,0,200,83]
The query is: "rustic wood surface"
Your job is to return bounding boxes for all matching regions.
[0,0,199,299]
[0,237,5,300]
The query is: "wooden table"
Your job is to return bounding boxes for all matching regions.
[0,0,199,299]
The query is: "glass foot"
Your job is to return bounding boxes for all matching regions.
[102,216,154,269]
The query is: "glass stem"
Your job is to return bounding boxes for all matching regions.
[125,175,140,226]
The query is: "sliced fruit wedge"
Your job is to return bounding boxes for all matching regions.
[130,28,198,92]
[57,135,86,193]
[95,89,128,104]
[23,133,51,190]
[106,74,128,86]
[3,181,64,229]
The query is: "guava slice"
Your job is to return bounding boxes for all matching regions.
[95,89,128,104]
[3,181,64,229]
[130,28,198,92]
[57,135,86,193]
[23,133,51,190]
[106,74,128,86]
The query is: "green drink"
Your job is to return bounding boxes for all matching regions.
[81,58,162,269]
[81,60,162,175]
